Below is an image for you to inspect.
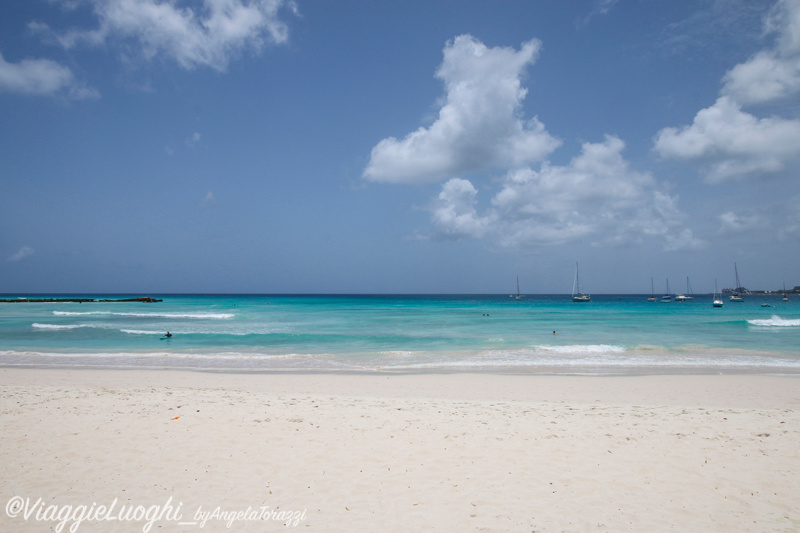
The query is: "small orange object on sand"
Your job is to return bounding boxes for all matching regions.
[171,416,180,420]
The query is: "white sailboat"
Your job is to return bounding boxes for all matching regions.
[675,277,694,302]
[647,277,656,302]
[713,279,724,307]
[730,263,744,302]
[513,275,523,300]
[783,282,789,302]
[571,262,591,302]
[660,279,672,302]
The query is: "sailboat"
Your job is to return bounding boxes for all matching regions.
[675,277,694,301]
[713,279,724,307]
[660,279,672,302]
[512,275,523,300]
[647,277,656,302]
[729,263,744,302]
[571,263,591,302]
[783,282,789,302]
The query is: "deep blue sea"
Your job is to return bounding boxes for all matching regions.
[1,294,799,374]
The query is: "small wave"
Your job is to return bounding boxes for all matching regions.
[53,311,234,319]
[387,356,800,370]
[32,323,92,330]
[534,344,627,355]
[747,315,800,327]
[0,350,323,361]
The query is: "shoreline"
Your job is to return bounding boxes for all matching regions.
[3,363,800,377]
[2,367,800,406]
[3,343,800,376]
[2,369,799,531]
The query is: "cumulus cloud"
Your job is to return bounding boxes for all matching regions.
[363,34,699,251]
[38,0,296,71]
[653,96,800,182]
[8,246,35,262]
[722,50,800,104]
[430,136,704,251]
[431,178,492,239]
[363,35,561,184]
[721,0,800,104]
[654,0,800,181]
[0,51,98,98]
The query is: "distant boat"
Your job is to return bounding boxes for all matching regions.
[675,277,694,302]
[571,262,591,302]
[713,279,724,307]
[512,275,523,300]
[660,279,672,303]
[730,263,744,302]
[783,283,789,302]
[647,277,656,302]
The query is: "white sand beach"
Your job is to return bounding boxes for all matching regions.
[1,369,798,532]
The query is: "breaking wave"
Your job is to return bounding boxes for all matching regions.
[747,315,800,327]
[32,323,93,330]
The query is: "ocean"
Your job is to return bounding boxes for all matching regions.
[1,294,799,374]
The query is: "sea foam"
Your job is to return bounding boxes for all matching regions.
[534,344,627,354]
[747,315,800,327]
[32,323,92,330]
[53,311,234,319]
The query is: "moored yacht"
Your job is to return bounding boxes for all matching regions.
[730,263,744,302]
[647,277,656,302]
[660,279,672,302]
[713,279,724,307]
[675,277,694,302]
[571,262,591,302]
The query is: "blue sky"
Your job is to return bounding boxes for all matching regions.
[1,0,799,294]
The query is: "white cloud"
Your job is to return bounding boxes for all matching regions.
[721,0,800,104]
[0,51,98,98]
[365,35,700,251]
[431,178,492,239]
[575,0,620,30]
[655,0,800,181]
[718,210,769,232]
[722,50,800,105]
[40,0,296,71]
[363,35,561,184]
[653,96,800,182]
[8,246,35,262]
[430,136,703,251]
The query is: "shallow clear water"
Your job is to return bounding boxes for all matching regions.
[1,294,799,374]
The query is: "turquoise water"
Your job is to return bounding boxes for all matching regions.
[1,294,799,374]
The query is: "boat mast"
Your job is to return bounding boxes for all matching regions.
[572,262,579,297]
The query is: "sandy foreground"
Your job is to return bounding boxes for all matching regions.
[0,369,798,532]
